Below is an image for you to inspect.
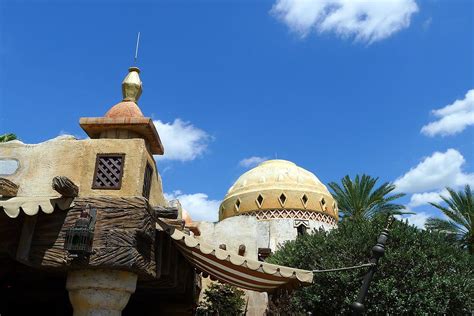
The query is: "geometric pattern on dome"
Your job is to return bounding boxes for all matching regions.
[319,196,327,211]
[240,209,337,226]
[234,199,241,212]
[278,193,287,207]
[301,193,309,208]
[256,194,264,208]
[92,154,125,189]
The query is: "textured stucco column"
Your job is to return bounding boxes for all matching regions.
[66,269,138,316]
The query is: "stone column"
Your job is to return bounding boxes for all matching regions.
[66,269,137,316]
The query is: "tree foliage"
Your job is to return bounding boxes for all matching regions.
[268,218,474,314]
[426,185,474,254]
[0,133,17,143]
[328,174,406,220]
[196,283,246,315]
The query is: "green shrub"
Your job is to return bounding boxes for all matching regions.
[196,283,246,315]
[268,218,474,314]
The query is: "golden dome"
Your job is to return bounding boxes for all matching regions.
[219,160,338,222]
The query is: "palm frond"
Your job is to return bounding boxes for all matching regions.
[428,185,474,253]
[0,133,17,143]
[329,174,406,221]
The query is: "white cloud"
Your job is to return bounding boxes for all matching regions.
[397,211,430,229]
[408,189,448,208]
[421,89,474,136]
[239,156,268,168]
[154,119,211,161]
[165,190,220,222]
[394,149,474,194]
[271,0,418,44]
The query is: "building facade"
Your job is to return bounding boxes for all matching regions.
[197,159,339,315]
[0,66,315,316]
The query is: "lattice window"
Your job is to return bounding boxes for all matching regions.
[142,162,153,199]
[92,154,125,189]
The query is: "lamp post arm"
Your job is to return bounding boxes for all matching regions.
[350,216,395,315]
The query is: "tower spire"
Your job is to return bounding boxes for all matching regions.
[134,32,140,65]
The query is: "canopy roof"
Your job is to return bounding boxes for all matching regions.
[160,223,313,292]
[0,196,313,293]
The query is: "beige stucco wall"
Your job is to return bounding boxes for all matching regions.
[196,215,335,315]
[197,217,328,316]
[197,216,334,258]
[0,136,166,206]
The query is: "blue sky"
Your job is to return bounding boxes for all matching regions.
[1,0,473,224]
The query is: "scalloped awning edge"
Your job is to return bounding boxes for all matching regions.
[0,196,74,218]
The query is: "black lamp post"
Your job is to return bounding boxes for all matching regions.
[351,216,395,314]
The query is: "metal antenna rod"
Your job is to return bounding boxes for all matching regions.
[134,32,141,64]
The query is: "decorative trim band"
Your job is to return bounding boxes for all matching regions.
[239,209,337,226]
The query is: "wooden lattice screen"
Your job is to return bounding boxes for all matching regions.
[92,154,125,189]
[142,162,153,199]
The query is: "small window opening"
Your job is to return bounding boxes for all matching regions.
[92,154,125,189]
[258,248,272,262]
[297,225,307,236]
[142,163,153,200]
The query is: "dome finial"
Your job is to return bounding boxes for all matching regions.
[122,66,142,103]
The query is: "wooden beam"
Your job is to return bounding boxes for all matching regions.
[161,219,185,229]
[0,177,19,197]
[52,176,78,197]
[16,214,38,263]
[150,206,178,219]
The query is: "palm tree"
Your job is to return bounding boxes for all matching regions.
[328,174,406,220]
[0,133,17,142]
[426,185,473,254]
